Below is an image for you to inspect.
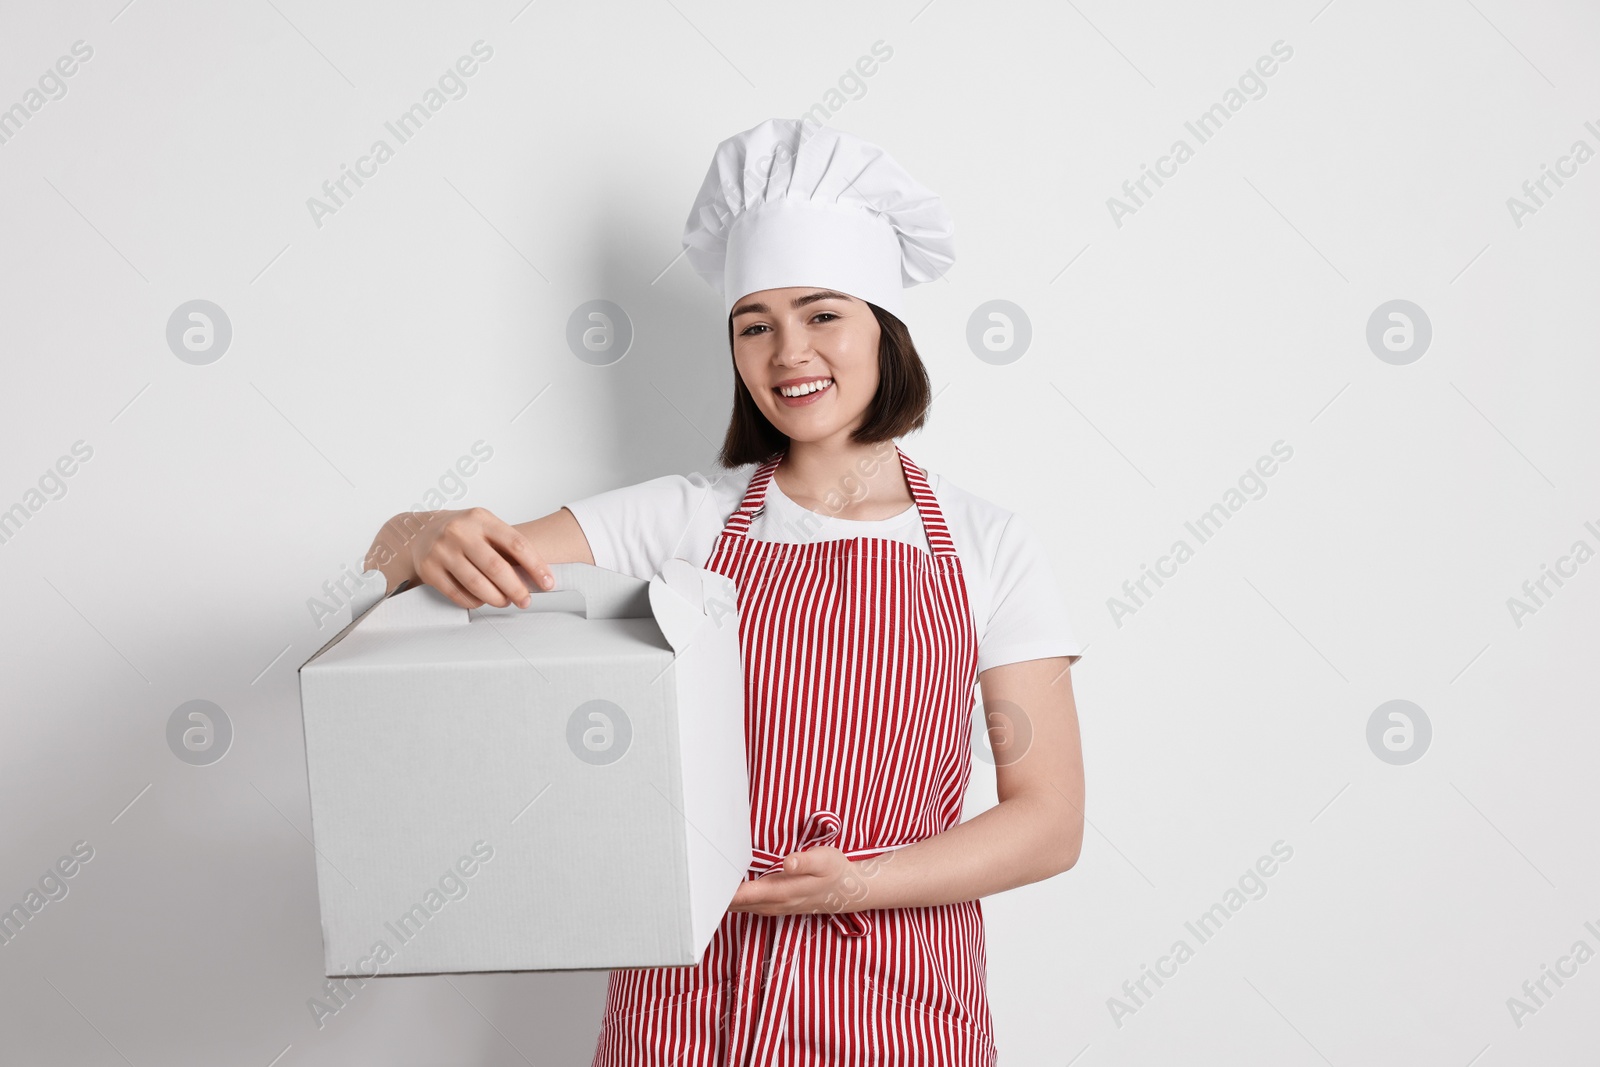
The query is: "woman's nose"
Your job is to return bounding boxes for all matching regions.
[774,328,812,365]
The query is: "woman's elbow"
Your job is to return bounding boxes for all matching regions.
[1053,808,1085,874]
[1058,831,1084,874]
[1014,789,1084,879]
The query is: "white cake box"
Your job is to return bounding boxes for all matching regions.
[296,558,750,977]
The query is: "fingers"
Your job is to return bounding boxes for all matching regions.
[728,880,778,912]
[420,515,503,608]
[438,543,521,608]
[417,558,485,610]
[460,538,530,609]
[482,517,556,597]
[783,851,821,876]
[406,508,555,612]
[426,509,525,609]
[727,866,823,915]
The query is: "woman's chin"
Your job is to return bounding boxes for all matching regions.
[760,395,863,444]
[770,420,853,447]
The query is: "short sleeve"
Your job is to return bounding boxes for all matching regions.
[562,473,710,582]
[977,510,1083,674]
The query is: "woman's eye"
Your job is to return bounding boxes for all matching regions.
[738,314,834,336]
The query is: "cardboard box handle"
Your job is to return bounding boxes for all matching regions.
[468,561,651,621]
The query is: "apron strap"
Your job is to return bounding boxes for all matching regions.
[718,444,958,558]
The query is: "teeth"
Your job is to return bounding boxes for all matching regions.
[778,378,832,397]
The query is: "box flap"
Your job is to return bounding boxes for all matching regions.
[300,569,393,670]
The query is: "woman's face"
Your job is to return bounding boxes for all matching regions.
[729,287,881,445]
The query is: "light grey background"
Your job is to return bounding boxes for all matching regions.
[2,0,1596,1064]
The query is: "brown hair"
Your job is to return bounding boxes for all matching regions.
[717,302,932,469]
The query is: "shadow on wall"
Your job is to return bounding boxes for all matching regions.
[518,158,736,519]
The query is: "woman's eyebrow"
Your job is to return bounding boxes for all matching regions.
[731,290,853,318]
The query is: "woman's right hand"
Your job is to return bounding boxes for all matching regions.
[377,507,555,610]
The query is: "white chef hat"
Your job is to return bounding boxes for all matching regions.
[681,117,955,319]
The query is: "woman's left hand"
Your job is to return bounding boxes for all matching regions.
[727,846,857,916]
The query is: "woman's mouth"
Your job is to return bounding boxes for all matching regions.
[773,377,834,407]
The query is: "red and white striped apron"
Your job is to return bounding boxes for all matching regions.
[591,444,997,1066]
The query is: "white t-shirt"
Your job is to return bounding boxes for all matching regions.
[562,459,1082,675]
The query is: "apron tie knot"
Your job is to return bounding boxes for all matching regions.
[746,808,922,939]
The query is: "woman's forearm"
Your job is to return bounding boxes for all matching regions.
[831,791,1082,913]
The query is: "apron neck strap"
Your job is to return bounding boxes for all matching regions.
[721,444,957,558]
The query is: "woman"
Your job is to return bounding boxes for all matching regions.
[365,118,1085,1066]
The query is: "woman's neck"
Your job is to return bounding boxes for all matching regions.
[774,438,912,520]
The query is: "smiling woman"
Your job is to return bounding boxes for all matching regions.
[365,116,1086,1067]
[720,286,931,472]
[583,118,1083,1066]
